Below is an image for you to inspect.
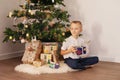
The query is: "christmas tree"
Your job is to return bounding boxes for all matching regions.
[3,0,71,43]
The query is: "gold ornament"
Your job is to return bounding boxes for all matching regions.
[24,24,28,28]
[9,36,13,40]
[62,32,65,36]
[26,33,29,37]
[28,9,31,13]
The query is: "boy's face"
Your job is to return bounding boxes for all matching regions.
[70,23,82,37]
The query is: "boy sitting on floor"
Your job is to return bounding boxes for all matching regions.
[61,21,99,70]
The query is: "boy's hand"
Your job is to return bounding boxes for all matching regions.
[68,46,77,53]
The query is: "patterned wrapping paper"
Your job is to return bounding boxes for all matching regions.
[22,40,42,64]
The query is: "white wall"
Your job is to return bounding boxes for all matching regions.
[0,0,24,60]
[64,0,120,63]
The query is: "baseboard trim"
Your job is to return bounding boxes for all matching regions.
[98,56,116,62]
[90,55,119,63]
[0,50,24,60]
[98,56,120,63]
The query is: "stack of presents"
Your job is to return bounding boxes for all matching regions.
[22,40,60,69]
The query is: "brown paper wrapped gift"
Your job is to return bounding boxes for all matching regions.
[22,40,42,64]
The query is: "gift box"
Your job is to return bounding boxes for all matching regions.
[40,42,59,64]
[33,60,45,67]
[22,40,42,64]
[40,53,52,63]
[42,42,58,54]
[49,61,60,69]
[76,46,86,55]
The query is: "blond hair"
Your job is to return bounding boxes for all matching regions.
[70,21,82,27]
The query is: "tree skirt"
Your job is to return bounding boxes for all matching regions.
[15,61,78,75]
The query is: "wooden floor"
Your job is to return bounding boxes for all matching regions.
[0,57,120,80]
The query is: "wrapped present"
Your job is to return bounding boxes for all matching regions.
[40,50,59,65]
[49,61,60,69]
[76,46,86,55]
[22,40,42,64]
[40,53,52,63]
[40,42,59,64]
[42,42,58,54]
[33,60,45,67]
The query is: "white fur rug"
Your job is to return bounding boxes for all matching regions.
[15,62,78,75]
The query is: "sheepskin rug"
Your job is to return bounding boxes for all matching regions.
[15,61,78,74]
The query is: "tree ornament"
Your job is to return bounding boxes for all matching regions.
[21,38,26,43]
[9,12,13,18]
[24,24,28,28]
[28,9,31,13]
[52,0,54,3]
[12,38,16,42]
[9,36,13,40]
[32,36,37,41]
[26,33,29,37]
[62,32,65,36]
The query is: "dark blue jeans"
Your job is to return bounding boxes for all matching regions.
[64,56,99,70]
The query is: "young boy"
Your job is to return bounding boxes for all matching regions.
[61,21,99,70]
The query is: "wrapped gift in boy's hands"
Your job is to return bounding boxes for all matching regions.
[76,46,86,55]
